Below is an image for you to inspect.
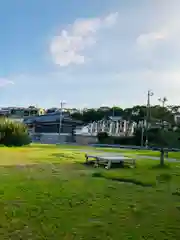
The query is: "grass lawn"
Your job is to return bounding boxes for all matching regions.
[31,143,180,159]
[0,144,180,239]
[94,147,180,159]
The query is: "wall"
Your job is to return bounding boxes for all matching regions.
[31,133,70,144]
[31,133,97,145]
[75,135,98,145]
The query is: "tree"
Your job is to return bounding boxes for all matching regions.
[0,118,30,146]
[71,104,178,128]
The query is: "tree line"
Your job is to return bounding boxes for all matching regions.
[70,105,180,125]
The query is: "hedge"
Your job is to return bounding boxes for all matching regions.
[97,129,180,147]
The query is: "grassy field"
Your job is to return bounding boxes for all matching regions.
[0,144,180,239]
[53,143,180,159]
[34,143,180,159]
[95,147,180,159]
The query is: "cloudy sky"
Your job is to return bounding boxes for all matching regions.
[0,0,180,108]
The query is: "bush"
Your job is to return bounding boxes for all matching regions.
[111,136,135,145]
[97,131,109,143]
[0,118,31,146]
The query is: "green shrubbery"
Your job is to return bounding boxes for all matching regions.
[97,131,135,145]
[97,128,180,148]
[0,118,31,146]
[97,132,110,143]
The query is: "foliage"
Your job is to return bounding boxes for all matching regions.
[71,104,175,125]
[97,131,136,145]
[111,136,135,145]
[96,127,180,148]
[97,131,109,143]
[0,118,31,146]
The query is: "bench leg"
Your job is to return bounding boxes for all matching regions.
[94,158,99,168]
[105,160,112,170]
[133,159,136,168]
[85,154,89,164]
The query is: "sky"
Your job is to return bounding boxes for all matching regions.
[0,0,180,109]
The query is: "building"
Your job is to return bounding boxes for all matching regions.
[24,112,83,143]
[0,107,45,119]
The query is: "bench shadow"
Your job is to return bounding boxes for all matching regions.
[77,161,131,169]
[91,172,154,187]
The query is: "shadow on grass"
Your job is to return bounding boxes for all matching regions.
[82,161,126,168]
[29,144,58,149]
[150,164,171,170]
[92,172,154,187]
[156,173,172,184]
[52,153,81,160]
[172,189,180,196]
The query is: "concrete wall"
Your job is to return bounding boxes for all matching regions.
[75,135,98,145]
[31,133,70,144]
[31,133,97,145]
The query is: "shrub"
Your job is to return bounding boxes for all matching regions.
[97,131,109,143]
[111,136,135,145]
[0,118,31,146]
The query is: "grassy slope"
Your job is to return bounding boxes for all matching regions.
[0,144,180,239]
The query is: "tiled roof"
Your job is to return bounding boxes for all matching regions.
[24,112,82,125]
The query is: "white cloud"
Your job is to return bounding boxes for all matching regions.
[136,32,166,48]
[104,12,119,27]
[50,12,118,66]
[0,78,14,87]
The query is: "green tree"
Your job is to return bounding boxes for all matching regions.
[0,118,30,146]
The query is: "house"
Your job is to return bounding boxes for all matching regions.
[24,112,83,143]
[0,107,45,119]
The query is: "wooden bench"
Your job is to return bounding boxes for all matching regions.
[85,154,136,169]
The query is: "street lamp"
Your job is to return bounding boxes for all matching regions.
[59,101,66,142]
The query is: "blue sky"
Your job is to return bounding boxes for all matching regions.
[0,0,180,109]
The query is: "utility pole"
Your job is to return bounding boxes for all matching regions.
[158,97,168,165]
[145,90,154,147]
[58,101,66,143]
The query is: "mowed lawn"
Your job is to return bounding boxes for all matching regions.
[51,143,180,159]
[94,147,180,159]
[0,145,180,239]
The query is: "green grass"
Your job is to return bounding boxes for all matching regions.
[0,144,180,239]
[94,147,180,159]
[29,143,180,159]
[28,143,180,159]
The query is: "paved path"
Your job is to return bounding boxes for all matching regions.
[64,148,180,163]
